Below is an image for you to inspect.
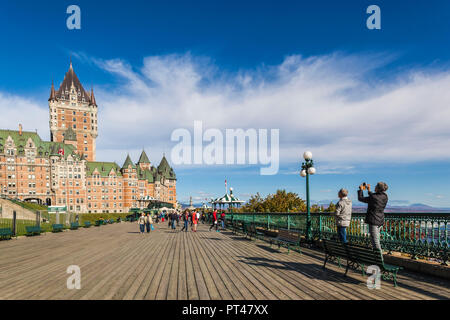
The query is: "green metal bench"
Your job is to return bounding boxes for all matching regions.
[84,221,92,228]
[0,228,13,240]
[245,224,266,240]
[270,228,302,254]
[52,224,64,232]
[25,226,42,236]
[322,238,348,269]
[70,222,80,230]
[322,239,403,287]
[231,221,244,235]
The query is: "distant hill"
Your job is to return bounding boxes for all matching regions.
[352,203,450,213]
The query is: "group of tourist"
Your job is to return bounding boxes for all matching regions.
[334,181,389,250]
[137,208,228,234]
[135,181,388,251]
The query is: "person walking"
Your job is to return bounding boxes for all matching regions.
[192,210,198,232]
[171,212,177,230]
[145,213,152,233]
[334,189,352,243]
[181,210,190,232]
[209,209,218,232]
[358,182,389,251]
[166,211,171,228]
[201,211,206,224]
[189,211,193,227]
[220,211,226,230]
[138,213,146,235]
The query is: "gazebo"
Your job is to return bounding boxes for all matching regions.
[210,187,244,212]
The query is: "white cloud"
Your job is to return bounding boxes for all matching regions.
[0,93,48,138]
[1,52,450,171]
[89,52,450,168]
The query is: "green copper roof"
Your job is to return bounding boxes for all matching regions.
[64,126,77,141]
[86,161,122,177]
[138,150,150,164]
[122,154,136,169]
[137,166,154,183]
[0,129,79,160]
[157,155,176,180]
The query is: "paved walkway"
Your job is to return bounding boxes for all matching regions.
[0,222,449,300]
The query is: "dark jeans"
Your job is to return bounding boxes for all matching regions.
[209,221,218,231]
[181,221,189,232]
[146,223,151,233]
[171,220,176,229]
[337,226,347,243]
[139,224,145,233]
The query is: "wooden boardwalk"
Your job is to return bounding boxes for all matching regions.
[0,222,449,300]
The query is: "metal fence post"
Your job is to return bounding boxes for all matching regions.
[12,210,17,237]
[319,215,322,240]
[36,211,41,228]
[288,215,290,231]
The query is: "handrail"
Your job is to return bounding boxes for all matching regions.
[227,212,450,265]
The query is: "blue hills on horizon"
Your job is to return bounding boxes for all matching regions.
[180,202,450,213]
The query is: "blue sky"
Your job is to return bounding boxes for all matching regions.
[1,0,450,207]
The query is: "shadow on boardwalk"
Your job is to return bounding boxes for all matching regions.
[0,222,449,300]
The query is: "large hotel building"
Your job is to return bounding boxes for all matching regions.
[0,63,177,213]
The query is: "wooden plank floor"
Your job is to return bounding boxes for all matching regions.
[0,222,449,300]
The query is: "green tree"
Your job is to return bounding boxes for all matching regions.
[326,201,337,213]
[240,189,306,213]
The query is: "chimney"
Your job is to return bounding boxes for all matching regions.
[19,124,23,136]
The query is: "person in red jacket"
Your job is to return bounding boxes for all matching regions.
[192,210,198,232]
[209,210,218,232]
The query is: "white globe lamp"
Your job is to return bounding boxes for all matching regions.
[303,151,313,161]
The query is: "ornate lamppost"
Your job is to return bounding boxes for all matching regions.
[300,151,316,242]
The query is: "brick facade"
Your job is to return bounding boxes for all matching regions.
[0,63,176,213]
